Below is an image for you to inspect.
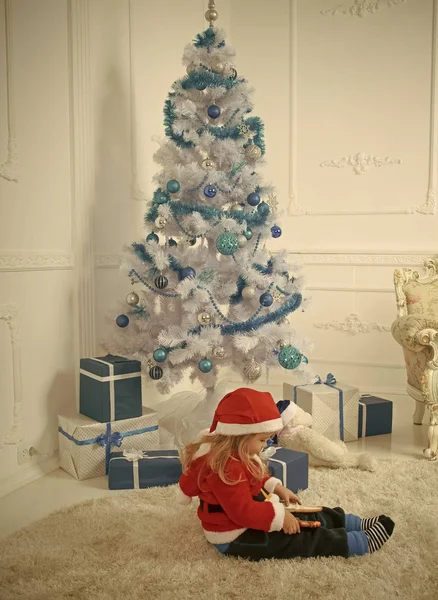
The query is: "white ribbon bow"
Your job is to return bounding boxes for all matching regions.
[261,446,277,459]
[122,448,145,461]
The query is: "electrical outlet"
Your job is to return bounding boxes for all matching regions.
[17,442,32,465]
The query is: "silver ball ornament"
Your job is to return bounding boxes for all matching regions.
[198,312,212,325]
[241,286,256,300]
[276,340,287,350]
[211,59,224,73]
[205,9,219,23]
[230,203,241,213]
[212,346,225,359]
[243,358,262,382]
[229,68,238,80]
[154,216,167,229]
[237,234,248,248]
[202,157,215,170]
[245,144,262,163]
[186,64,195,74]
[126,292,139,306]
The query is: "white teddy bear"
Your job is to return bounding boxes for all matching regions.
[273,400,377,471]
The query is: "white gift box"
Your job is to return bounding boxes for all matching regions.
[283,376,359,443]
[58,407,159,480]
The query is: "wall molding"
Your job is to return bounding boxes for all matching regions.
[0,0,18,183]
[0,304,23,449]
[96,251,437,270]
[321,0,406,18]
[314,312,391,335]
[0,251,74,272]
[69,0,96,361]
[293,252,436,266]
[320,152,402,175]
[288,0,437,216]
[128,0,148,202]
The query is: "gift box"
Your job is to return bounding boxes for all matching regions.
[358,395,393,438]
[264,448,308,493]
[108,449,182,490]
[58,408,159,480]
[283,374,360,442]
[80,354,142,422]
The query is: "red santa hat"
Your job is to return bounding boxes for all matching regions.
[208,388,283,436]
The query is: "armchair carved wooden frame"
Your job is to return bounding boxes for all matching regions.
[392,259,438,461]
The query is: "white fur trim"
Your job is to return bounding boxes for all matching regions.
[214,417,283,435]
[268,501,285,532]
[267,493,280,503]
[193,442,211,460]
[263,476,282,494]
[203,527,247,544]
[280,403,298,426]
[175,486,192,505]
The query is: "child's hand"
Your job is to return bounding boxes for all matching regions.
[274,484,302,506]
[283,511,301,535]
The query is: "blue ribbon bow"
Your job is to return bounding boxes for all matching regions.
[96,431,123,448]
[314,373,337,386]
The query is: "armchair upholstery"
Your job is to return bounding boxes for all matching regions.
[391,259,438,460]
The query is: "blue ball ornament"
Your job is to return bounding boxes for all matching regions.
[154,189,169,204]
[204,184,217,198]
[166,179,180,193]
[243,229,253,240]
[153,348,168,363]
[207,105,221,119]
[247,192,260,207]
[216,232,239,255]
[257,202,270,216]
[179,267,196,280]
[259,292,273,307]
[146,233,159,244]
[199,358,213,373]
[168,238,178,247]
[271,225,282,238]
[196,82,207,91]
[116,314,129,328]
[278,345,302,370]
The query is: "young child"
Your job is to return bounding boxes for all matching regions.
[177,388,394,561]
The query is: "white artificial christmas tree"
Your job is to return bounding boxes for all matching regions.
[105,4,314,444]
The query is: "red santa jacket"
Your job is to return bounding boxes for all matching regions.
[177,443,285,544]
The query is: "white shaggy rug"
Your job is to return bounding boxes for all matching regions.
[1,459,437,600]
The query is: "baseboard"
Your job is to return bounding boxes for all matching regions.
[0,453,60,499]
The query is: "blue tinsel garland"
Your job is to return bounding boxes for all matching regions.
[221,293,302,335]
[193,28,225,49]
[229,275,247,304]
[145,200,269,228]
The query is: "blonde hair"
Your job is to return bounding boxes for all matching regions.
[182,433,268,486]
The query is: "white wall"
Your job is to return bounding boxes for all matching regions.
[1,0,436,495]
[0,0,75,495]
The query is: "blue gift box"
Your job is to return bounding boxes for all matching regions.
[80,354,142,422]
[108,449,182,490]
[266,448,308,493]
[358,395,393,438]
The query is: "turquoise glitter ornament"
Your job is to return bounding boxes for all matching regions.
[166,179,180,193]
[278,345,302,370]
[153,348,168,363]
[243,229,253,240]
[199,358,213,373]
[216,232,239,255]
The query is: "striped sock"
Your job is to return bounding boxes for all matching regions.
[360,515,387,530]
[364,517,395,553]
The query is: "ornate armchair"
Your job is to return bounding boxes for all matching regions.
[391,259,438,460]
